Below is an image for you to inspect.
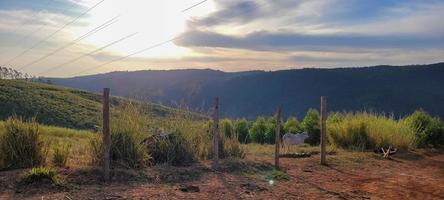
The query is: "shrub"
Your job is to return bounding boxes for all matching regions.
[249,117,267,144]
[90,103,150,168]
[234,118,249,143]
[220,118,234,138]
[263,116,284,144]
[328,116,372,150]
[0,116,47,169]
[150,130,195,166]
[52,141,70,167]
[301,108,320,145]
[405,110,444,148]
[283,116,302,134]
[221,133,245,158]
[328,112,415,150]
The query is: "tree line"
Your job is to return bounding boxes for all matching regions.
[0,66,52,84]
[219,108,321,145]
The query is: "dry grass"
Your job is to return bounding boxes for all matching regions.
[328,112,416,150]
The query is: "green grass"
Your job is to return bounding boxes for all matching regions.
[0,79,178,130]
[51,141,70,167]
[24,167,64,185]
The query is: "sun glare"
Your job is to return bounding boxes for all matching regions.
[75,0,215,59]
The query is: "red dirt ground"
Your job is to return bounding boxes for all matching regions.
[1,150,443,200]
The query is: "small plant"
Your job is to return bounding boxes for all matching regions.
[25,167,64,185]
[0,116,47,169]
[52,141,71,167]
[265,169,289,180]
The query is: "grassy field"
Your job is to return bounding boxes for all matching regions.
[0,79,178,130]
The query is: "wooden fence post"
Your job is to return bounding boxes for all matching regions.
[212,97,219,169]
[320,96,327,165]
[275,107,281,169]
[103,88,110,181]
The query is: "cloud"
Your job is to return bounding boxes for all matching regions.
[176,30,444,51]
[191,1,261,27]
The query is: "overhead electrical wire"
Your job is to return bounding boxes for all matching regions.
[18,15,120,71]
[2,0,106,67]
[66,1,213,76]
[38,32,138,75]
[69,36,182,76]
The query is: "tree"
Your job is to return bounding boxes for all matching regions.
[249,117,267,144]
[301,108,320,145]
[283,116,302,134]
[234,118,249,143]
[263,116,285,144]
[220,118,234,138]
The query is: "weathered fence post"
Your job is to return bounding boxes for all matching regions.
[320,96,327,165]
[212,97,219,169]
[103,88,110,181]
[275,107,281,169]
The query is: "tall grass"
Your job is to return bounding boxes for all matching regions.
[149,106,245,164]
[328,112,415,150]
[90,103,150,168]
[150,130,195,165]
[51,141,71,167]
[0,116,48,169]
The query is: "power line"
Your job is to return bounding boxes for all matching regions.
[67,1,212,76]
[70,36,182,76]
[3,0,106,67]
[38,32,138,75]
[182,0,208,12]
[18,15,120,70]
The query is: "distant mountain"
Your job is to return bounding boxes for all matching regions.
[50,63,444,119]
[0,79,176,129]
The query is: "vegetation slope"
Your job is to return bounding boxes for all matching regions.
[0,79,176,129]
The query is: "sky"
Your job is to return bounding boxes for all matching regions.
[0,0,443,77]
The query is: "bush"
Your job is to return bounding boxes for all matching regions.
[52,141,70,167]
[328,112,415,150]
[90,104,150,168]
[234,118,249,143]
[283,116,302,134]
[221,132,245,158]
[150,130,195,166]
[328,117,372,150]
[263,116,284,144]
[301,109,320,145]
[220,118,234,138]
[405,110,444,148]
[0,116,47,169]
[249,117,267,144]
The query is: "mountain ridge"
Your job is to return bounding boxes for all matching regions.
[50,62,444,119]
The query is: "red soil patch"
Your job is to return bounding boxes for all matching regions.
[1,151,443,199]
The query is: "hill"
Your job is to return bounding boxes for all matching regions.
[50,63,444,119]
[0,79,176,129]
